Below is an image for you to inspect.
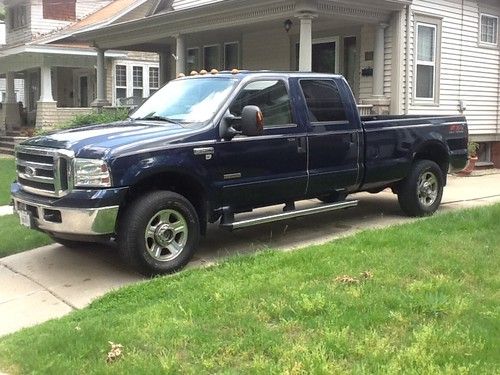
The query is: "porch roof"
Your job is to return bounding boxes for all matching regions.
[0,45,126,75]
[65,0,412,50]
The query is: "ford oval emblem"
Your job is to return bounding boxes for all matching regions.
[25,166,36,177]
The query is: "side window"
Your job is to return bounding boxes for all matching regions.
[300,80,347,123]
[230,80,293,127]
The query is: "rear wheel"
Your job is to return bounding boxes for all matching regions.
[397,160,444,217]
[118,191,200,276]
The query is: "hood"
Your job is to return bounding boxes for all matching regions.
[21,121,204,159]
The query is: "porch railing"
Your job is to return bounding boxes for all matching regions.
[357,104,373,116]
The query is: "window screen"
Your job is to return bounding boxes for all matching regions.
[229,80,293,127]
[300,80,347,122]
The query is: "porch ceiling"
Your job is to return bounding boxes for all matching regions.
[69,0,407,51]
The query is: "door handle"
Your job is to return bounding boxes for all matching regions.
[297,137,307,154]
[349,132,357,144]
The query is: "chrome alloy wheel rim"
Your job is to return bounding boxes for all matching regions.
[417,171,438,207]
[144,209,188,262]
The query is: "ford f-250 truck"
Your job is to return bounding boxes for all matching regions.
[11,71,468,275]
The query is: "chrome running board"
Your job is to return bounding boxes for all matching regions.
[221,200,358,230]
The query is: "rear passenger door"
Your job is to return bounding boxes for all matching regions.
[299,79,361,197]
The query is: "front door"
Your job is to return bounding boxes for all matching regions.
[297,38,340,73]
[215,79,308,209]
[73,70,95,107]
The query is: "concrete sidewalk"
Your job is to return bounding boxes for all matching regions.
[0,173,499,337]
[0,206,13,216]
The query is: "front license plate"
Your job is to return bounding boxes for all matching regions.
[18,210,33,229]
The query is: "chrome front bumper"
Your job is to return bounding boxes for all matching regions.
[13,197,119,236]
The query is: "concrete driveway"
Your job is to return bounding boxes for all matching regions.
[1,173,499,336]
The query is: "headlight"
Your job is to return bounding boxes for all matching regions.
[73,159,112,188]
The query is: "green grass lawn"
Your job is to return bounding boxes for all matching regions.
[0,158,15,205]
[0,215,53,258]
[1,205,499,374]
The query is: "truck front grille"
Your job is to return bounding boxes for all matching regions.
[15,146,74,198]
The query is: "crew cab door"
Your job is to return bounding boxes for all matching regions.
[215,79,308,209]
[298,78,362,197]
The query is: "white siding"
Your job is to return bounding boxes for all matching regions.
[384,23,392,98]
[0,22,5,45]
[76,0,111,19]
[0,78,26,105]
[408,0,500,136]
[172,0,225,11]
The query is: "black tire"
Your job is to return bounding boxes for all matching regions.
[50,236,88,249]
[317,191,348,204]
[118,191,200,276]
[397,160,444,217]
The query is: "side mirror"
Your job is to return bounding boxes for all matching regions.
[240,105,264,137]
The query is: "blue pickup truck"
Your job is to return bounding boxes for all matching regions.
[12,71,468,275]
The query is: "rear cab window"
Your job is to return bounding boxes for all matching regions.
[299,79,348,124]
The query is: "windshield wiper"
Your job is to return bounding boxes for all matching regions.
[134,115,179,124]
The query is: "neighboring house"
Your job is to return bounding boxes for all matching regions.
[0,19,25,107]
[0,0,159,133]
[66,0,500,167]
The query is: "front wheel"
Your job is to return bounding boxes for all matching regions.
[397,160,444,217]
[118,191,200,276]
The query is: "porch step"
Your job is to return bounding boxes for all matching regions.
[0,136,29,155]
[0,147,15,156]
[221,200,359,231]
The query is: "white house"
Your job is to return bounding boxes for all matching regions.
[65,0,500,167]
[0,0,159,134]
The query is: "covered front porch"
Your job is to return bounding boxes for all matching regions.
[71,0,409,117]
[0,45,125,133]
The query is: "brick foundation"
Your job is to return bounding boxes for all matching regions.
[36,101,96,130]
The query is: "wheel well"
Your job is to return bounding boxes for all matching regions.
[120,172,208,235]
[414,144,449,184]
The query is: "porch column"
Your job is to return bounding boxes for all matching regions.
[92,48,110,107]
[363,23,391,115]
[40,64,54,102]
[159,50,170,85]
[373,24,388,96]
[4,72,21,131]
[175,35,185,76]
[36,64,57,129]
[298,16,313,71]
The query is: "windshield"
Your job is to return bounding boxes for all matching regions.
[130,77,237,125]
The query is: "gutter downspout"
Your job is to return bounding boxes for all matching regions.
[404,3,411,114]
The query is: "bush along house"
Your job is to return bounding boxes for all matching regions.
[0,0,159,154]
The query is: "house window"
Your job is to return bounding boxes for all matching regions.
[149,67,159,95]
[43,0,76,21]
[115,65,127,103]
[224,42,239,70]
[415,23,437,100]
[203,45,220,70]
[187,48,200,73]
[9,6,27,30]
[480,14,498,45]
[132,66,144,100]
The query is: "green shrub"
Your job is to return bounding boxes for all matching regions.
[67,108,129,128]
